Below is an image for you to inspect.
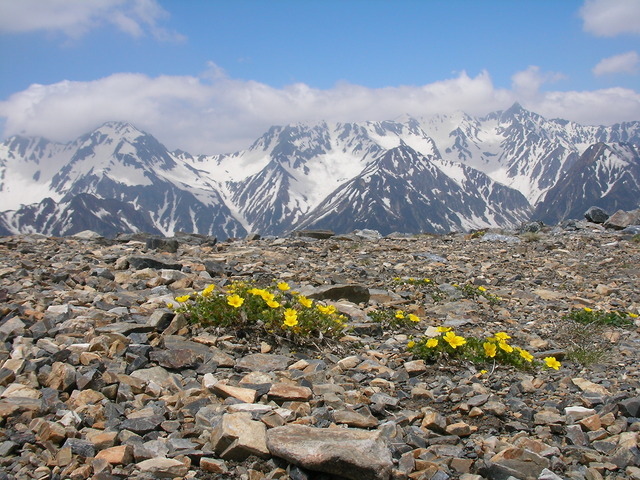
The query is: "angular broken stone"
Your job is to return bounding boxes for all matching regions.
[136,457,189,478]
[485,447,550,480]
[210,412,269,461]
[266,424,393,480]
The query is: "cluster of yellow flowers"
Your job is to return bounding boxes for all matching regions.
[408,326,561,371]
[395,310,421,323]
[168,280,347,338]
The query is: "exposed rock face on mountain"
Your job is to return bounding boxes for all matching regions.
[0,105,638,237]
[296,145,531,235]
[533,142,640,225]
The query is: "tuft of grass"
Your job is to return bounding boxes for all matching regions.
[521,231,541,242]
[558,308,637,366]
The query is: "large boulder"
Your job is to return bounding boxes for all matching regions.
[584,206,609,224]
[266,424,393,480]
[604,209,640,230]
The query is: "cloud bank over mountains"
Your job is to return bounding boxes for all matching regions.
[0,0,638,154]
[1,66,639,155]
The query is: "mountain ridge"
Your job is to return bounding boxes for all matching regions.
[1,104,639,238]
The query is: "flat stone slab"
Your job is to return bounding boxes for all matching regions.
[266,424,393,480]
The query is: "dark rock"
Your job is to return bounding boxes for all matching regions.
[618,396,640,417]
[120,414,165,434]
[584,206,609,224]
[305,284,370,304]
[293,230,335,239]
[62,438,96,457]
[145,237,179,253]
[127,256,183,271]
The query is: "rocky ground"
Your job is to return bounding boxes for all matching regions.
[0,222,639,480]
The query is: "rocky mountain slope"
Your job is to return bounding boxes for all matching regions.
[0,105,638,238]
[0,225,639,479]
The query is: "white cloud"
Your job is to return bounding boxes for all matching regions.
[580,0,640,36]
[0,0,184,41]
[511,66,566,97]
[593,51,640,75]
[0,66,639,154]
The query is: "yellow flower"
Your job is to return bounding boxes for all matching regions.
[175,295,190,303]
[267,300,280,309]
[407,340,416,349]
[317,304,336,315]
[480,369,488,375]
[260,291,275,302]
[437,326,452,333]
[583,307,592,313]
[443,331,466,349]
[544,357,561,370]
[494,332,511,342]
[277,282,290,291]
[629,312,638,318]
[298,296,313,308]
[408,314,420,323]
[201,284,215,297]
[283,308,298,327]
[166,302,174,309]
[518,348,534,362]
[227,294,244,308]
[483,341,497,358]
[498,341,513,353]
[426,338,439,348]
[423,278,431,283]
[248,288,263,296]
[478,286,487,292]
[395,310,405,319]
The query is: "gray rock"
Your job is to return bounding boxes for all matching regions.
[480,233,521,243]
[145,237,179,253]
[128,256,182,271]
[235,354,293,372]
[136,457,189,478]
[604,209,640,230]
[267,424,393,480]
[210,412,269,461]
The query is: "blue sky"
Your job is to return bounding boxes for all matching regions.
[1,0,639,154]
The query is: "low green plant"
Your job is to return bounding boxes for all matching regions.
[408,327,561,371]
[368,308,422,329]
[632,234,640,243]
[169,280,347,342]
[392,276,447,303]
[564,307,635,328]
[455,283,502,305]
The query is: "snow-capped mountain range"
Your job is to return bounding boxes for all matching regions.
[1,103,638,238]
